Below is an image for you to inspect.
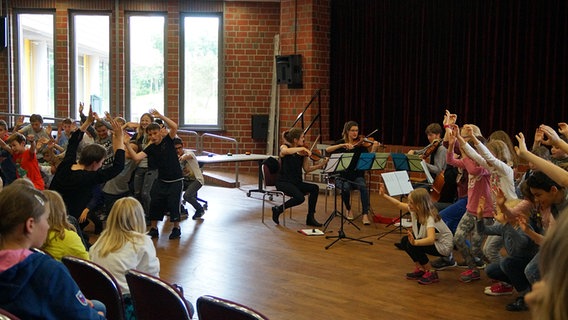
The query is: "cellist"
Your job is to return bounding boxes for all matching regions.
[408,122,447,182]
[325,121,381,225]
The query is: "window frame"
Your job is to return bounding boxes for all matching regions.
[125,11,167,123]
[69,10,112,119]
[14,9,56,118]
[180,12,224,131]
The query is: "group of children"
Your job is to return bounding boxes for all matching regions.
[383,109,568,317]
[0,106,205,319]
[0,106,206,241]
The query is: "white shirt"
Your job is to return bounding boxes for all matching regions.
[90,235,160,294]
[410,211,453,257]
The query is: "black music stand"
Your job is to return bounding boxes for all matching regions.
[376,168,414,240]
[353,152,390,223]
[325,153,374,249]
[322,153,359,232]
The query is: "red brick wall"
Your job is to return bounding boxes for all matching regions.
[0,0,332,177]
[278,0,330,145]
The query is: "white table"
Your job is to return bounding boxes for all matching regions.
[196,154,272,196]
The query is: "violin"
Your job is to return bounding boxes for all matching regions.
[422,139,441,158]
[353,135,377,148]
[297,135,326,161]
[352,129,380,149]
[301,144,325,161]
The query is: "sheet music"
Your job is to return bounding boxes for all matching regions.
[324,153,342,173]
[420,160,434,184]
[381,171,414,196]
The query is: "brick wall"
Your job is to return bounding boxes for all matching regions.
[0,0,334,179]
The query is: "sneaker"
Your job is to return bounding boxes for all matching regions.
[169,227,181,240]
[459,269,481,283]
[406,268,425,280]
[362,214,371,225]
[506,296,528,312]
[192,209,205,220]
[431,256,457,270]
[180,207,189,220]
[484,282,514,296]
[418,270,440,285]
[346,211,354,220]
[148,228,159,239]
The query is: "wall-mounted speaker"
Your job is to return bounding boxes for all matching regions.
[0,17,7,50]
[251,114,269,140]
[276,54,303,89]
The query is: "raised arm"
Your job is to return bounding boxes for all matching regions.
[124,139,147,162]
[378,183,409,212]
[151,109,178,138]
[516,131,568,187]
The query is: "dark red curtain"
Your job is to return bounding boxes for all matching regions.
[330,0,568,146]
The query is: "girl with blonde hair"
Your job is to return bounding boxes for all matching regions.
[379,185,453,285]
[41,190,89,261]
[90,197,159,294]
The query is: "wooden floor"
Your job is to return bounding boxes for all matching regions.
[97,170,532,320]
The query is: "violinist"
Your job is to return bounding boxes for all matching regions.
[407,123,447,180]
[272,128,328,226]
[325,121,381,225]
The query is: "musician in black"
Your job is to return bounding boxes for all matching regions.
[326,121,381,225]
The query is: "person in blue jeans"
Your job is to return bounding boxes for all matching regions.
[476,196,538,312]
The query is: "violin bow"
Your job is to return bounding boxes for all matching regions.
[309,135,320,152]
[365,129,378,138]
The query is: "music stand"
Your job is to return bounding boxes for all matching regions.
[322,153,359,232]
[390,152,430,177]
[376,170,414,240]
[325,153,374,250]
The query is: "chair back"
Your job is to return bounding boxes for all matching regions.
[262,157,280,188]
[125,269,193,320]
[0,308,20,320]
[61,256,125,320]
[196,295,269,320]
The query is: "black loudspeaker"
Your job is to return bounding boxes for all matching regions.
[276,54,303,89]
[251,114,269,140]
[0,17,7,50]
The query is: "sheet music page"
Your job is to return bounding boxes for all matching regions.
[381,171,414,196]
[420,160,434,184]
[324,153,342,173]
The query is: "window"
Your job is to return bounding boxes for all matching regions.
[181,14,222,129]
[16,13,54,117]
[71,14,110,119]
[127,15,165,122]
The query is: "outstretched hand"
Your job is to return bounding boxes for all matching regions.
[149,108,161,119]
[514,132,528,159]
[539,124,561,147]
